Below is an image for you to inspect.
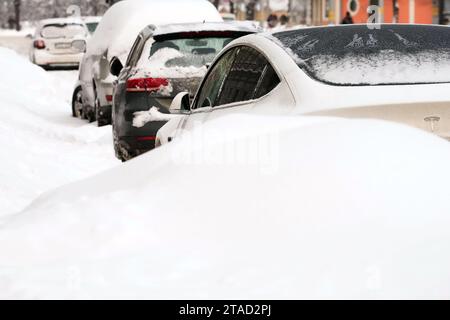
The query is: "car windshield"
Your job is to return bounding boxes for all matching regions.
[41,23,86,39]
[149,37,234,68]
[86,22,99,34]
[273,25,450,86]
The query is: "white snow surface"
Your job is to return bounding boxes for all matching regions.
[87,0,223,62]
[312,50,450,85]
[0,28,35,37]
[0,47,117,219]
[133,106,181,128]
[1,109,450,298]
[142,47,208,78]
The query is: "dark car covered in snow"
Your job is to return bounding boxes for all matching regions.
[110,22,260,161]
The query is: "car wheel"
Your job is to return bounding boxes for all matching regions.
[96,98,108,127]
[72,88,83,118]
[113,132,127,162]
[87,108,96,123]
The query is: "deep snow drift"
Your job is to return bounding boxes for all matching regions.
[0,47,117,218]
[1,112,450,299]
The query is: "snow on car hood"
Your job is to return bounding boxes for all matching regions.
[1,113,450,299]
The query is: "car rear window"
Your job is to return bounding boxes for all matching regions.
[149,37,234,68]
[273,25,450,86]
[41,24,86,39]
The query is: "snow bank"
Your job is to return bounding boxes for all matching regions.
[87,0,223,62]
[133,106,181,128]
[1,112,450,299]
[0,47,117,218]
[0,28,35,37]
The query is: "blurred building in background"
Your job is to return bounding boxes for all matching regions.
[0,0,110,29]
[1,0,450,30]
[312,0,447,25]
[217,0,450,25]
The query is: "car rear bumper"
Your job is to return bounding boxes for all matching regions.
[33,50,84,66]
[98,105,112,120]
[118,136,157,157]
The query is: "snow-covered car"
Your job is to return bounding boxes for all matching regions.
[111,22,260,161]
[221,13,236,21]
[156,24,450,146]
[82,16,102,35]
[71,0,222,126]
[29,18,88,70]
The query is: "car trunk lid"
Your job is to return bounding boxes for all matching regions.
[307,101,450,139]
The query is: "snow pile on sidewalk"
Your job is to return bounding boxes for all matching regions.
[0,28,35,37]
[1,113,450,299]
[0,47,117,218]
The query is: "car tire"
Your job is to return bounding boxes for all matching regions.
[113,132,127,162]
[96,98,109,127]
[72,87,83,118]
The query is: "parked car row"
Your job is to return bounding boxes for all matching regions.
[111,22,258,160]
[156,24,450,147]
[68,0,450,163]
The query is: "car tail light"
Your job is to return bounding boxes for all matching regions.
[126,78,169,93]
[136,136,156,142]
[105,95,113,102]
[33,40,46,49]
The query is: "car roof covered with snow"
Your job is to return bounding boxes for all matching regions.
[152,22,261,37]
[82,16,102,24]
[38,17,85,27]
[86,0,223,62]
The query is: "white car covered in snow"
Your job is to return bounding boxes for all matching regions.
[72,0,223,126]
[29,18,88,69]
[157,24,450,146]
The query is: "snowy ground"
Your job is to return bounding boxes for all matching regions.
[0,44,118,220]
[0,34,31,57]
[2,34,450,299]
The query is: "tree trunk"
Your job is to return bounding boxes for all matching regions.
[14,0,21,31]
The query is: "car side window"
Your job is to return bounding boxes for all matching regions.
[126,35,144,68]
[215,46,278,106]
[254,64,280,99]
[194,48,238,109]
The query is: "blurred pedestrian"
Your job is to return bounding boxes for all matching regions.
[280,15,289,26]
[8,16,15,30]
[267,14,279,30]
[341,11,354,24]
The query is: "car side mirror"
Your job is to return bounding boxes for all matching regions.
[110,57,123,77]
[170,92,190,113]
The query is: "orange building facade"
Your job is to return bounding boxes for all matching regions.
[313,0,441,25]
